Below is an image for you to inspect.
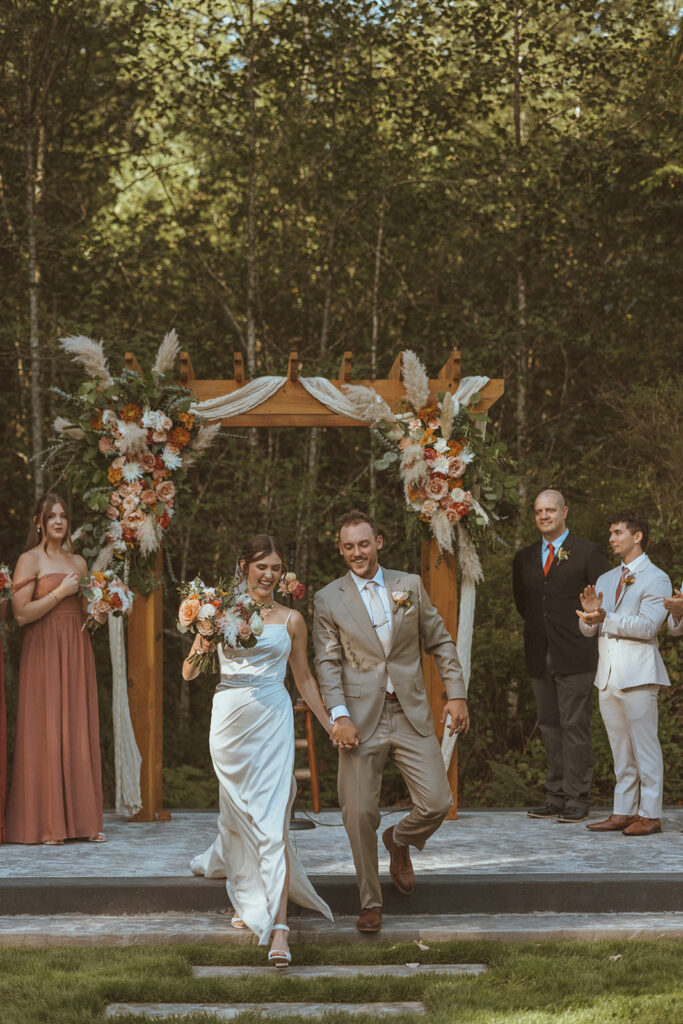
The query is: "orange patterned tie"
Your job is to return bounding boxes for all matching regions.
[543,543,554,577]
[615,565,629,602]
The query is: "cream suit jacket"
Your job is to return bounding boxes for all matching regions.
[579,555,672,689]
[313,568,466,741]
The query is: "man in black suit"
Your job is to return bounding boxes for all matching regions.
[513,489,610,822]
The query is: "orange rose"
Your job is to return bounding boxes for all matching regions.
[178,596,201,627]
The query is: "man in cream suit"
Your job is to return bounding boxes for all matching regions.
[313,509,468,933]
[577,510,672,836]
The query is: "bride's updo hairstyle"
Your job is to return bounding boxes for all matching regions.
[24,493,74,554]
[237,534,286,583]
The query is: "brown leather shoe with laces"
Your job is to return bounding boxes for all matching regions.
[382,825,414,895]
[622,817,662,836]
[586,814,638,832]
[356,906,382,933]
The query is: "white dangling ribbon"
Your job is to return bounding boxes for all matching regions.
[108,613,142,816]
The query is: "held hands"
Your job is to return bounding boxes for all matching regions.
[576,585,606,626]
[331,716,360,750]
[57,573,81,599]
[663,589,683,620]
[442,698,469,738]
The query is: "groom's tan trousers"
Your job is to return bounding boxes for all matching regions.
[338,699,452,910]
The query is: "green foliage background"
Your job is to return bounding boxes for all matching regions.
[0,0,680,810]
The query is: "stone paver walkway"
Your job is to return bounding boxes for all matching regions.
[106,1003,426,1019]
[192,964,488,978]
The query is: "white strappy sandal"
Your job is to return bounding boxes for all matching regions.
[231,916,247,930]
[267,923,291,969]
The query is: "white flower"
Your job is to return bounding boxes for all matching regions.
[142,409,163,429]
[235,593,252,607]
[198,603,217,620]
[432,455,450,475]
[89,585,103,603]
[161,445,182,470]
[122,461,143,483]
[458,446,476,465]
[249,612,264,637]
[392,591,408,603]
[434,437,449,453]
[450,487,465,502]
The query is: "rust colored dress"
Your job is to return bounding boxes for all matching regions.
[5,574,103,844]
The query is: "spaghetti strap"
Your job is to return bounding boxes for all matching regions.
[285,608,293,626]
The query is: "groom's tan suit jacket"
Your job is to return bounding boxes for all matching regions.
[313,568,466,742]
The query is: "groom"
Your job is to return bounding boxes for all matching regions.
[313,509,469,933]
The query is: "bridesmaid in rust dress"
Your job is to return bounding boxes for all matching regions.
[5,494,104,845]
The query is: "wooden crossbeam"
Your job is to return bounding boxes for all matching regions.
[338,351,353,382]
[388,353,403,380]
[287,351,298,382]
[438,350,461,384]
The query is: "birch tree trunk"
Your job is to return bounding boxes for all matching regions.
[368,196,386,520]
[245,0,257,379]
[26,81,46,499]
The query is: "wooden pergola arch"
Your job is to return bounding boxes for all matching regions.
[126,349,503,821]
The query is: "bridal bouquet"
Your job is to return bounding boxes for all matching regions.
[80,569,135,631]
[0,564,13,601]
[177,576,266,674]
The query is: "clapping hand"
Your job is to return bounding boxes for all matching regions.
[576,585,606,625]
[663,589,683,620]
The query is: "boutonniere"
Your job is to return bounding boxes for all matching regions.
[623,572,636,589]
[392,590,414,610]
[555,547,570,565]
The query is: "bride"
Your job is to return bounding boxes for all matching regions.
[183,534,333,967]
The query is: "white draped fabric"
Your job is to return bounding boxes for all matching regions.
[190,373,490,425]
[190,622,332,943]
[108,615,142,817]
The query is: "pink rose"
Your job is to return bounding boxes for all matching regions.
[409,418,422,432]
[140,452,156,473]
[445,508,462,524]
[196,619,214,636]
[112,456,125,472]
[92,598,112,618]
[421,499,437,517]
[448,457,466,478]
[152,429,167,443]
[292,582,306,600]
[121,508,146,530]
[160,414,173,431]
[428,417,440,430]
[152,468,170,481]
[99,437,116,454]
[129,481,143,495]
[178,597,200,627]
[122,496,139,515]
[141,489,158,508]
[238,621,252,640]
[462,491,473,506]
[106,505,119,520]
[425,477,449,500]
[109,490,123,507]
[398,438,410,451]
[155,480,176,503]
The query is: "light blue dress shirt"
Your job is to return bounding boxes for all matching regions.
[541,527,569,568]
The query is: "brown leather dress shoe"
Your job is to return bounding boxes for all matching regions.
[622,817,662,836]
[382,825,414,895]
[356,906,382,933]
[586,814,639,832]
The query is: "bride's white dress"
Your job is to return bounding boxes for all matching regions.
[190,617,333,943]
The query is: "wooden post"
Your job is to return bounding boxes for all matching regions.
[127,554,166,822]
[421,539,459,819]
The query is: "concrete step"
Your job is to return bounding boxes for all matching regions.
[106,1003,426,1019]
[2,871,681,916]
[192,964,487,978]
[1,912,682,946]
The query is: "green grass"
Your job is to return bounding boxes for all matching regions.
[0,940,681,1024]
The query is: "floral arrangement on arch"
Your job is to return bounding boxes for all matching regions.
[344,351,518,557]
[50,331,220,592]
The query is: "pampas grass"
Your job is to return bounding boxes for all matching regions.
[152,329,180,376]
[92,544,115,572]
[401,350,429,411]
[343,384,397,426]
[400,443,429,488]
[117,421,149,454]
[191,421,221,452]
[440,393,459,440]
[53,416,85,440]
[137,515,161,556]
[60,336,112,386]
[457,523,484,583]
[431,510,454,554]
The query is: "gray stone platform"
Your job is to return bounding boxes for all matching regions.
[1,808,681,917]
[106,1003,426,1018]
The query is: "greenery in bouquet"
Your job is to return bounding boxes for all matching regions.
[48,331,220,594]
[80,569,135,632]
[0,564,13,602]
[344,350,519,557]
[177,575,267,675]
